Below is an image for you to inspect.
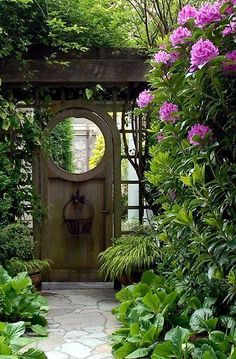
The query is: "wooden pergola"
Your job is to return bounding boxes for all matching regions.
[1,47,150,230]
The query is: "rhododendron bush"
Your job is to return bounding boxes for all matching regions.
[140,0,236,304]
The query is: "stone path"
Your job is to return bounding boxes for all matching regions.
[36,283,119,359]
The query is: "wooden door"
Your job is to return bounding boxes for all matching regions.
[33,101,121,281]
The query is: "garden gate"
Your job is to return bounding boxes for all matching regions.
[1,47,149,281]
[33,101,121,281]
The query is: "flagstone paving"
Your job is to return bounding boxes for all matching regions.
[36,283,119,359]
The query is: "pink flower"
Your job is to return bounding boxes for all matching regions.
[178,5,198,25]
[188,123,212,145]
[170,27,192,47]
[223,50,236,72]
[216,0,234,14]
[170,51,181,63]
[226,50,236,61]
[222,18,236,36]
[159,102,179,123]
[156,133,165,142]
[154,51,172,64]
[231,0,236,5]
[196,3,222,27]
[159,44,167,50]
[154,50,180,66]
[223,26,233,36]
[136,89,154,108]
[190,39,219,70]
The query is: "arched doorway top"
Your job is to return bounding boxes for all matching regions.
[46,101,120,182]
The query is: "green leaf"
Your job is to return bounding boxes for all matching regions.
[31,325,48,337]
[0,267,11,284]
[4,322,25,341]
[209,331,225,343]
[116,287,133,302]
[132,283,150,298]
[204,318,218,332]
[11,276,32,293]
[130,323,139,337]
[190,308,213,333]
[142,292,160,313]
[126,348,149,358]
[10,337,33,352]
[151,342,174,358]
[0,323,7,332]
[85,88,93,100]
[165,326,190,357]
[229,349,236,359]
[174,208,194,227]
[200,344,218,359]
[141,271,156,285]
[113,343,136,359]
[21,348,47,358]
[140,325,157,345]
[153,313,164,335]
[0,341,12,355]
[180,175,192,187]
[2,119,10,131]
[161,292,179,315]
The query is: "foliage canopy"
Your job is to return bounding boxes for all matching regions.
[0,0,138,60]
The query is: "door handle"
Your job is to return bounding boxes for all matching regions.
[101,209,110,214]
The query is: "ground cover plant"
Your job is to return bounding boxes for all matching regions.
[0,267,48,335]
[0,321,47,358]
[111,0,236,357]
[112,271,236,358]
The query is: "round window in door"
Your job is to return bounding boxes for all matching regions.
[49,117,106,174]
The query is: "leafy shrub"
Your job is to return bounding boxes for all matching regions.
[5,258,52,278]
[0,321,47,358]
[0,224,33,265]
[0,96,43,225]
[0,267,48,334]
[89,134,105,170]
[139,0,236,304]
[49,118,75,173]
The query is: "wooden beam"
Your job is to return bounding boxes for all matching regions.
[0,49,150,86]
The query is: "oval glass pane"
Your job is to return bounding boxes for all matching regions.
[49,117,105,174]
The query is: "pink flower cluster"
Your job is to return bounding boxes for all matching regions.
[159,102,179,123]
[170,26,192,47]
[190,39,219,70]
[154,51,171,64]
[226,50,236,61]
[178,5,198,24]
[154,50,180,65]
[223,18,236,36]
[196,3,221,27]
[136,89,154,108]
[188,124,212,145]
